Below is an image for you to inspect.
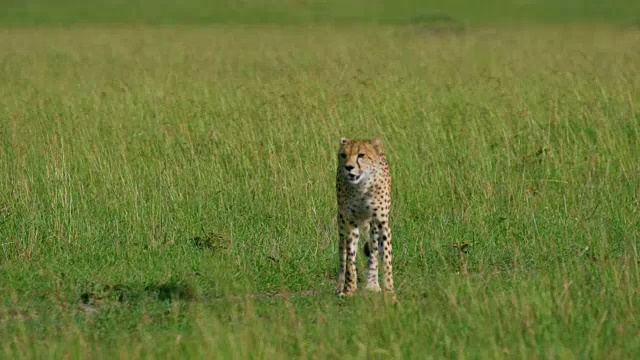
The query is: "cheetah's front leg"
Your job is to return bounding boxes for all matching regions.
[342,222,360,296]
[335,215,347,295]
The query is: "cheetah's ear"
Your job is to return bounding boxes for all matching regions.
[340,137,350,145]
[372,137,384,152]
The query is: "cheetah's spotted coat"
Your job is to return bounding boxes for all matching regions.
[335,137,395,299]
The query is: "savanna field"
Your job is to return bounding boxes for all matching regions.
[0,1,639,358]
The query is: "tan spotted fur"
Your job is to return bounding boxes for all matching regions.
[335,137,395,298]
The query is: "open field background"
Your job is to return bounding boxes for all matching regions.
[1,1,639,359]
[2,0,640,26]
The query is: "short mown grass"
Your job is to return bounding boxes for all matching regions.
[0,25,638,358]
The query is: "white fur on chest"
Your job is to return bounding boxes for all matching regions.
[340,177,377,221]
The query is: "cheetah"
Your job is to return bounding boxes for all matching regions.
[335,137,395,299]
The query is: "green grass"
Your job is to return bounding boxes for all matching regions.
[0,24,639,358]
[1,0,640,26]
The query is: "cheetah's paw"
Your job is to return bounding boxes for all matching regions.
[365,284,382,292]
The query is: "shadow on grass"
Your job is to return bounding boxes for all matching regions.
[79,279,198,308]
[78,278,319,314]
[144,282,198,302]
[189,231,232,251]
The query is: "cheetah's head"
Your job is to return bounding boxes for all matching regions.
[337,137,384,185]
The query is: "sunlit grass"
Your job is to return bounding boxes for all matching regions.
[0,25,638,358]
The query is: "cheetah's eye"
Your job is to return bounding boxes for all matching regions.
[340,153,346,159]
[358,153,365,158]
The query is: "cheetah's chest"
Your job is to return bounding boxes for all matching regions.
[338,173,387,222]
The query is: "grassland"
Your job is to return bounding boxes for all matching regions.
[2,0,640,26]
[0,4,639,359]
